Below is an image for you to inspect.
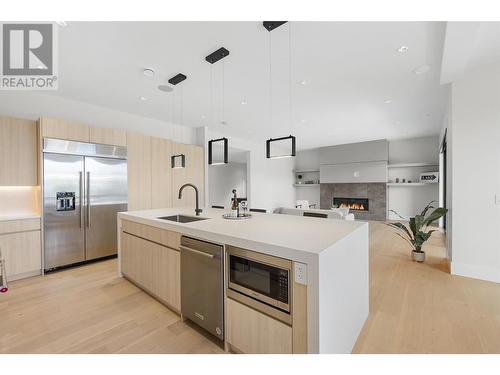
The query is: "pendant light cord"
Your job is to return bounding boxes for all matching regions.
[222,59,225,123]
[269,30,273,131]
[289,23,292,130]
[210,64,213,127]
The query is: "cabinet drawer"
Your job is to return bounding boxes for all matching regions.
[226,298,292,354]
[0,218,41,235]
[0,230,41,280]
[121,220,180,250]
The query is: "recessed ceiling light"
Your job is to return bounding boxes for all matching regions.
[56,21,68,27]
[143,68,155,78]
[241,100,248,105]
[158,85,173,92]
[384,99,392,104]
[413,64,431,75]
[397,45,409,53]
[139,96,147,101]
[299,80,307,86]
[201,115,207,119]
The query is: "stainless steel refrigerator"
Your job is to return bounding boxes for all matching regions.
[43,138,127,271]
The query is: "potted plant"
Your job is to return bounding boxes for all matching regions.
[386,201,448,263]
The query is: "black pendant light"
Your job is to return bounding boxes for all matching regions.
[171,154,186,169]
[264,21,297,159]
[208,137,228,165]
[170,73,187,168]
[206,47,230,165]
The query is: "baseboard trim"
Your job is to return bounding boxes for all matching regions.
[451,261,500,284]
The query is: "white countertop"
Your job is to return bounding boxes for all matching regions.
[119,207,367,260]
[0,213,41,222]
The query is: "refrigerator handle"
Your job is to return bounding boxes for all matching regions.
[79,171,83,228]
[86,171,91,228]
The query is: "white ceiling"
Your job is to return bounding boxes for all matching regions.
[55,21,451,150]
[440,22,500,84]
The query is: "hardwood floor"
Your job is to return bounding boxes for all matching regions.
[353,221,500,354]
[1,221,499,354]
[0,260,224,354]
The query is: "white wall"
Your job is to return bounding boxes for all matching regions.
[387,136,440,220]
[209,162,247,208]
[0,92,196,144]
[449,62,500,283]
[206,129,295,212]
[295,149,321,208]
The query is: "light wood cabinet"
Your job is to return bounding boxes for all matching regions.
[126,132,152,211]
[171,143,204,208]
[90,126,126,147]
[120,224,181,312]
[39,117,89,142]
[226,298,293,354]
[151,137,173,208]
[0,116,38,186]
[0,219,41,281]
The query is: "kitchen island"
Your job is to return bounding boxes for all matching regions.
[117,207,369,354]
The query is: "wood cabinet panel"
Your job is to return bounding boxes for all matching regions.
[0,116,38,186]
[121,219,169,248]
[89,126,126,146]
[40,117,89,142]
[151,137,172,209]
[292,282,308,353]
[171,143,204,209]
[121,230,180,311]
[121,232,154,291]
[126,132,152,211]
[154,245,180,311]
[226,298,292,354]
[0,230,41,280]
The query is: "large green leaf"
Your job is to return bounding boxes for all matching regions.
[420,200,436,217]
[386,222,414,242]
[414,214,425,233]
[409,217,416,238]
[424,207,448,227]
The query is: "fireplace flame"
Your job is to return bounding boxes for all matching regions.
[339,203,365,211]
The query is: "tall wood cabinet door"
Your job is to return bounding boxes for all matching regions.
[126,132,152,211]
[0,116,38,186]
[154,246,180,311]
[89,126,126,146]
[151,137,172,208]
[171,143,205,208]
[39,117,89,142]
[121,232,154,291]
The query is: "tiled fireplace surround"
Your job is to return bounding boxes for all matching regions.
[320,183,387,221]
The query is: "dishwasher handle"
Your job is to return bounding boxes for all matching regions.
[180,245,215,259]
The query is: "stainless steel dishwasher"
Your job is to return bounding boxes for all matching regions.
[180,236,224,340]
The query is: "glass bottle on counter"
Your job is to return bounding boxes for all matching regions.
[230,189,238,217]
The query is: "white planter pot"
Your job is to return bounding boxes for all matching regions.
[411,250,425,263]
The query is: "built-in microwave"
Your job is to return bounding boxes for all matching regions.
[226,245,292,324]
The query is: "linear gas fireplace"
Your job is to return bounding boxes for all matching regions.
[333,197,369,211]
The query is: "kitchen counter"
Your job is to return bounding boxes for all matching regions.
[118,207,365,262]
[0,213,41,222]
[117,207,369,354]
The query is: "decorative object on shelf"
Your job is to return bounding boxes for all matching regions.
[263,21,296,159]
[386,201,447,263]
[396,178,400,183]
[420,171,439,183]
[171,154,186,169]
[208,137,228,165]
[402,178,406,183]
[297,174,303,184]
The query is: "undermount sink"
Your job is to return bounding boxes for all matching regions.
[157,215,209,223]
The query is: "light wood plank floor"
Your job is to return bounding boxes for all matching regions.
[1,222,499,354]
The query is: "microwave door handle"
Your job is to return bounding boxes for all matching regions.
[180,246,215,259]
